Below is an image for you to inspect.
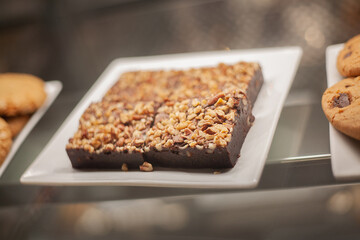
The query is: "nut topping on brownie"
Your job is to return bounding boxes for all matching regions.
[103,62,262,105]
[66,101,156,154]
[143,89,254,168]
[145,90,248,152]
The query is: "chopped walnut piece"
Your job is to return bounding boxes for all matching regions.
[176,121,189,130]
[207,93,225,106]
[132,114,143,120]
[140,162,153,172]
[173,135,184,143]
[133,139,144,147]
[189,142,197,148]
[183,128,192,136]
[121,163,128,171]
[205,127,217,135]
[215,98,226,106]
[215,110,225,119]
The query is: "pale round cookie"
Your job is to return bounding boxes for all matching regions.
[0,117,12,166]
[0,73,47,117]
[322,77,360,140]
[337,34,360,77]
[5,115,30,138]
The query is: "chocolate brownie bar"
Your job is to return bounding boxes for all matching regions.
[103,62,263,107]
[143,89,253,168]
[66,101,156,169]
[67,61,263,170]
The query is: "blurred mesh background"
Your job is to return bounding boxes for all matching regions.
[2,2,360,239]
[0,0,359,94]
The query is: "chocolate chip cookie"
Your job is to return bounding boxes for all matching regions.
[337,34,360,77]
[322,77,360,140]
[0,117,12,166]
[0,73,47,117]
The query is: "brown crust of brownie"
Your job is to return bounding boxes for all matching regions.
[143,147,231,169]
[246,68,264,106]
[67,148,143,169]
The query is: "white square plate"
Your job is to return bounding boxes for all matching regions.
[0,81,62,177]
[326,44,360,180]
[21,47,302,188]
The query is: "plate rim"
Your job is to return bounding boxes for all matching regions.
[20,47,303,188]
[326,43,360,180]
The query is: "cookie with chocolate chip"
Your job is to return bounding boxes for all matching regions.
[322,77,360,140]
[337,34,360,77]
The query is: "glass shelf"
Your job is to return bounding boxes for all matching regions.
[1,0,360,238]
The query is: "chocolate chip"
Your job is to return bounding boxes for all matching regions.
[345,85,352,88]
[333,93,351,108]
[343,52,352,59]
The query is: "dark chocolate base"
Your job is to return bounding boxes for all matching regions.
[144,109,252,169]
[66,148,144,169]
[247,68,264,106]
[144,147,232,169]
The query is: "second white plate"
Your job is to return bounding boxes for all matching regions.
[21,47,302,188]
[326,44,360,180]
